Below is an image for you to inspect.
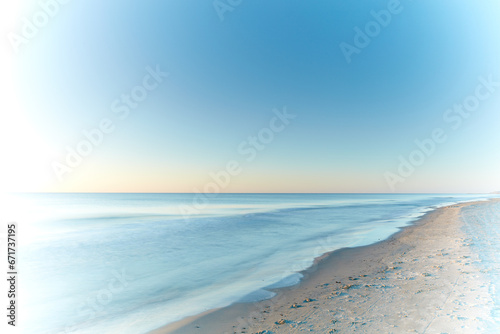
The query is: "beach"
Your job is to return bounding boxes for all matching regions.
[13,193,499,333]
[158,199,500,334]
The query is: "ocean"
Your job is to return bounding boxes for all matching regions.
[5,193,498,333]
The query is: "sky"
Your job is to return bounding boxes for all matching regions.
[1,0,500,193]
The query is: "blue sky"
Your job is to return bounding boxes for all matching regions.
[2,0,500,192]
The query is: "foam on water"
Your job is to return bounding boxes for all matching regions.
[8,193,499,333]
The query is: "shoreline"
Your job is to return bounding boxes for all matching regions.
[153,199,498,333]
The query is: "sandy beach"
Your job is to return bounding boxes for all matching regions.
[155,199,499,334]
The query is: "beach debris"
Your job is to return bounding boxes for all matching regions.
[275,319,287,325]
[422,272,431,277]
[342,284,355,290]
[255,331,270,334]
[290,303,302,308]
[303,297,314,303]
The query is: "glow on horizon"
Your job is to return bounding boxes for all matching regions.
[2,1,500,194]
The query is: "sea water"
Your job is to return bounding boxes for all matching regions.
[5,193,498,333]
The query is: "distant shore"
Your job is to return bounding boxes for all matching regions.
[154,199,498,334]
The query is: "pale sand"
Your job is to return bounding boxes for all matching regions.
[153,199,499,334]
